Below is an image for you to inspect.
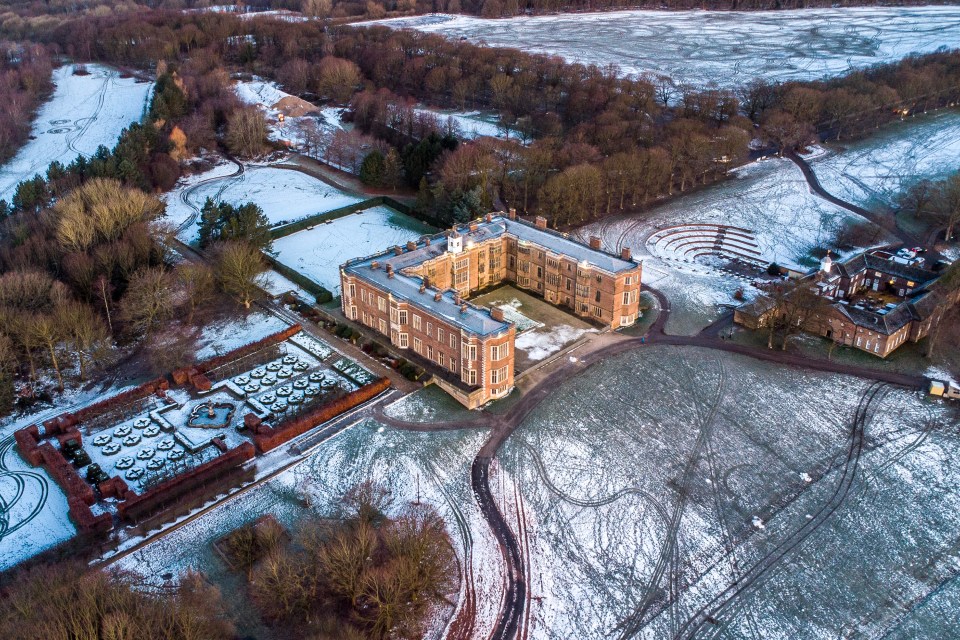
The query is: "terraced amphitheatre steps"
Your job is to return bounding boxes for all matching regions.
[647,223,766,265]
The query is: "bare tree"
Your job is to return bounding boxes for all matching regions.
[119,267,174,336]
[212,242,265,310]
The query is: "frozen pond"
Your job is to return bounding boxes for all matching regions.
[272,205,435,294]
[0,64,152,201]
[370,7,960,88]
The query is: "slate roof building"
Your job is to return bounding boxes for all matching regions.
[341,211,643,407]
[735,248,956,358]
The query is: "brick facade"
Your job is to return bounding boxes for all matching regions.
[342,212,642,407]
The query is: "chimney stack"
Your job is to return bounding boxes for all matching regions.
[469,222,479,232]
[485,213,493,223]
[371,261,380,270]
[508,208,517,220]
[460,304,467,314]
[535,215,548,230]
[454,293,461,305]
[406,240,417,251]
[490,307,505,321]
[425,237,431,246]
[419,283,426,293]
[434,292,442,302]
[386,264,394,278]
[589,236,601,250]
[621,247,632,261]
[393,246,403,256]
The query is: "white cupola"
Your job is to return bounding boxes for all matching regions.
[448,229,463,254]
[820,250,833,274]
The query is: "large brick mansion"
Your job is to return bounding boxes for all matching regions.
[340,211,643,408]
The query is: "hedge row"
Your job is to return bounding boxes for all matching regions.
[172,324,303,385]
[116,442,255,522]
[253,377,391,453]
[72,377,169,424]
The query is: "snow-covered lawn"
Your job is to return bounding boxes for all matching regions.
[166,164,365,242]
[369,7,960,88]
[811,109,960,211]
[500,345,960,639]
[194,311,291,360]
[272,205,435,294]
[0,64,152,201]
[0,439,76,571]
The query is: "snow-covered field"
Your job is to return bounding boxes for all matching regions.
[500,345,959,639]
[0,64,152,201]
[811,110,960,211]
[165,163,365,242]
[0,437,76,571]
[370,7,960,88]
[114,419,500,639]
[272,205,435,294]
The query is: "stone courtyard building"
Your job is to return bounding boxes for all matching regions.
[341,211,643,407]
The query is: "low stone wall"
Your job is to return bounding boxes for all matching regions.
[253,378,390,452]
[116,442,255,522]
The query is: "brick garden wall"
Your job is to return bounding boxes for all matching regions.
[253,377,390,452]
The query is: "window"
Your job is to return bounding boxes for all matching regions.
[438,352,444,367]
[427,322,433,336]
[547,258,559,270]
[398,333,408,348]
[438,327,444,342]
[491,343,508,361]
[348,283,356,298]
[576,283,589,297]
[595,290,601,303]
[455,270,470,285]
[413,337,422,353]
[624,276,632,286]
[455,257,469,270]
[413,314,422,330]
[427,345,434,360]
[399,310,408,324]
[490,256,502,270]
[593,305,603,318]
[491,366,508,385]
[509,256,515,269]
[547,273,560,286]
[596,275,602,284]
[521,261,529,273]
[349,305,357,320]
[378,319,387,334]
[623,291,631,305]
[467,369,477,385]
[377,296,386,312]
[566,278,572,291]
[466,344,477,361]
[518,276,530,287]
[579,302,589,313]
[537,266,543,278]
[449,334,457,349]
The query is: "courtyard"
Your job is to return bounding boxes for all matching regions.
[471,286,597,373]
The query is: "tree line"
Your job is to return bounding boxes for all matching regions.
[0,40,51,165]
